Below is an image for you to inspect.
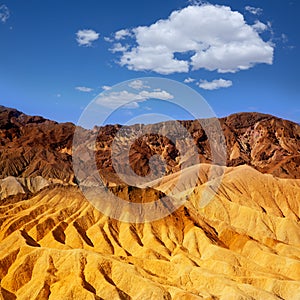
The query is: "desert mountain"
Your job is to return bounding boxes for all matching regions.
[0,106,74,183]
[0,105,300,299]
[1,105,300,184]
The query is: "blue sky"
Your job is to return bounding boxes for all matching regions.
[0,0,299,124]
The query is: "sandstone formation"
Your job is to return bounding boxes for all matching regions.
[0,166,299,299]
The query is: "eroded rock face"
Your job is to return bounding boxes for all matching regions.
[0,166,299,299]
[0,106,74,183]
[1,106,299,188]
[0,176,50,200]
[221,112,300,178]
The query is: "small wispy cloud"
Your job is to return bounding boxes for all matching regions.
[97,89,174,109]
[184,77,195,83]
[114,29,132,40]
[281,33,288,43]
[128,80,149,90]
[0,4,9,23]
[188,0,209,5]
[245,6,263,15]
[104,36,113,42]
[76,29,100,47]
[75,86,94,92]
[110,43,129,53]
[197,78,232,90]
[252,20,268,33]
[102,85,112,91]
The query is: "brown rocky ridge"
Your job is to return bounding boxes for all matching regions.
[1,105,300,183]
[0,105,299,299]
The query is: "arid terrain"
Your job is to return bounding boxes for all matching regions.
[0,105,300,299]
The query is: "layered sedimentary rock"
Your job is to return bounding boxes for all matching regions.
[1,106,300,183]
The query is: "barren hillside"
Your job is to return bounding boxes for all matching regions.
[1,106,300,181]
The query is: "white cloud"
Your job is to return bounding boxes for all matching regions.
[197,78,232,90]
[97,89,174,109]
[115,29,132,40]
[98,91,142,108]
[128,80,149,90]
[138,90,174,100]
[104,36,113,42]
[75,86,94,92]
[281,33,288,43]
[184,77,195,83]
[76,29,100,47]
[120,46,189,74]
[0,4,9,23]
[123,101,140,109]
[102,85,112,91]
[111,4,273,74]
[188,0,208,5]
[110,43,129,53]
[252,20,268,33]
[245,6,263,15]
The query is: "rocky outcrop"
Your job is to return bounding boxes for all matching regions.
[0,176,50,200]
[1,106,299,187]
[0,106,74,183]
[221,112,300,178]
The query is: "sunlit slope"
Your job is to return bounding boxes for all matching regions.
[0,165,299,299]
